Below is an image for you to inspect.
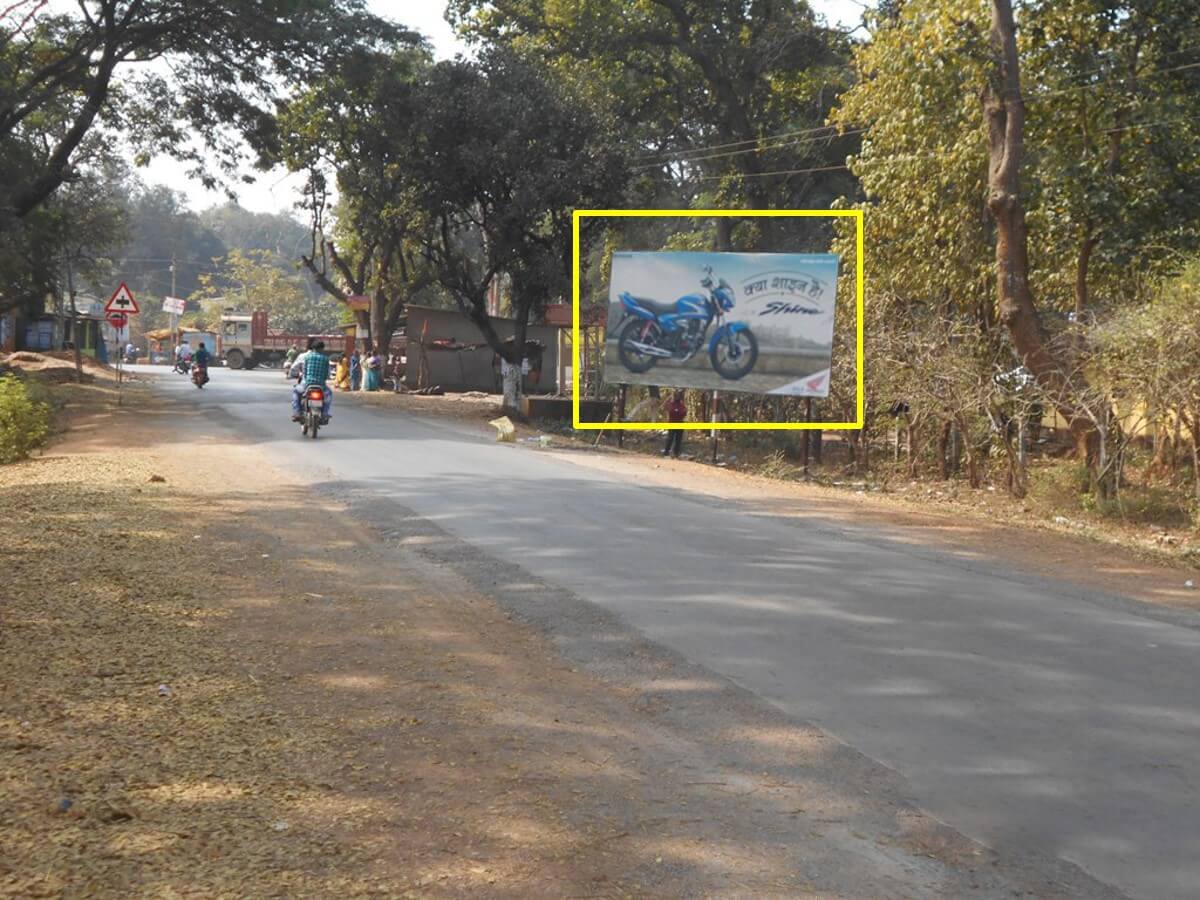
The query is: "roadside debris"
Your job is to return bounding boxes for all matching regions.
[489,416,516,442]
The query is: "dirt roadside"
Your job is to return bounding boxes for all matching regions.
[1,386,1122,898]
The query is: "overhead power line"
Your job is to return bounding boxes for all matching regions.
[695,163,851,181]
[636,51,1200,167]
[1033,45,1200,93]
[689,112,1200,182]
[632,128,867,171]
[635,123,853,163]
[1037,59,1200,99]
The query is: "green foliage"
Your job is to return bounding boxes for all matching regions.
[195,249,340,335]
[0,375,51,464]
[754,450,800,481]
[1,0,404,226]
[833,0,1200,321]
[197,205,311,262]
[276,41,435,350]
[116,186,228,305]
[407,47,629,336]
[1092,259,1200,420]
[451,0,857,245]
[0,153,131,316]
[1023,0,1200,308]
[830,0,996,323]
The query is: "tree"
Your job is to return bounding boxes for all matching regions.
[277,42,435,357]
[403,49,629,408]
[198,205,312,267]
[983,0,1063,412]
[30,155,130,380]
[1094,261,1200,506]
[830,0,1200,494]
[195,249,341,335]
[1023,0,1200,315]
[452,0,856,250]
[116,185,227,304]
[1,0,401,230]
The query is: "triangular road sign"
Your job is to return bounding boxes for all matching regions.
[106,282,139,314]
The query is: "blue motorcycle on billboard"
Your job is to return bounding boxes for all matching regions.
[616,266,758,381]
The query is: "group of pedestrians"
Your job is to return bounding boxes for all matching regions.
[331,347,383,392]
[282,343,385,394]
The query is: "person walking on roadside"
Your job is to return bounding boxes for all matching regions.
[335,353,350,390]
[349,349,362,391]
[662,389,687,458]
[391,353,404,392]
[365,346,382,391]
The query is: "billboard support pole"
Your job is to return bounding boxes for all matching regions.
[813,400,823,464]
[803,397,815,476]
[710,390,719,464]
[617,384,627,449]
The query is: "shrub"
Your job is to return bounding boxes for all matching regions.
[0,374,52,463]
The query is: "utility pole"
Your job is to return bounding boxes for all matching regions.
[65,252,83,384]
[169,255,178,337]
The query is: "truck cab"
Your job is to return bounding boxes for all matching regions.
[220,311,256,369]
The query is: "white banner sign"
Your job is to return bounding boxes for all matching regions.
[162,296,186,316]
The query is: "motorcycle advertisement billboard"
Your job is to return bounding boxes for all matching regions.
[602,251,839,396]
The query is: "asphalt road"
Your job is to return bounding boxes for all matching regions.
[144,365,1200,899]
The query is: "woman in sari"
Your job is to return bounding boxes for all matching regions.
[365,347,383,391]
[335,354,350,390]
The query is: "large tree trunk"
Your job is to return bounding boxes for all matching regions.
[502,363,521,410]
[985,0,1101,480]
[503,311,529,412]
[370,299,386,355]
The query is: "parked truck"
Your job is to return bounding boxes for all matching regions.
[219,310,349,370]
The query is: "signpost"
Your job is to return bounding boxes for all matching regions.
[105,284,139,401]
[105,282,139,316]
[163,296,186,337]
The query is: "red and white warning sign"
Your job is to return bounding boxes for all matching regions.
[105,282,139,315]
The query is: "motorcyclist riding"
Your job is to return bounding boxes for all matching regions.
[288,340,332,424]
[173,340,192,374]
[192,342,210,387]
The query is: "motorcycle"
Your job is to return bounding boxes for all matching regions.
[191,363,209,389]
[616,266,758,381]
[173,358,191,375]
[299,384,327,439]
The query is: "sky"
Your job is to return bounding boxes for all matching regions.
[136,0,868,217]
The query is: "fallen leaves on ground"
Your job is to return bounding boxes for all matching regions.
[0,452,377,898]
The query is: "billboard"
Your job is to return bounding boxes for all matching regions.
[602,251,838,396]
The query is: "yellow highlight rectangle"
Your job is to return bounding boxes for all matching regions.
[571,209,864,430]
